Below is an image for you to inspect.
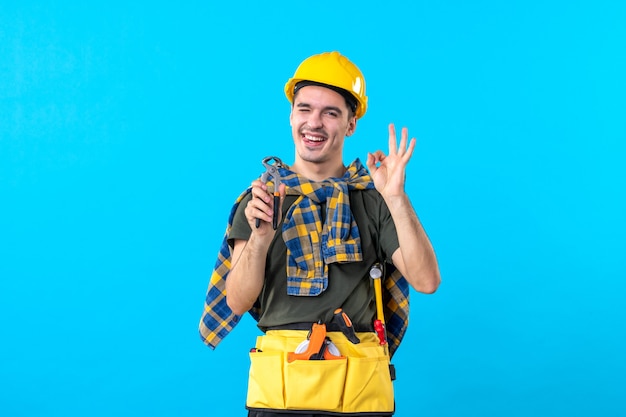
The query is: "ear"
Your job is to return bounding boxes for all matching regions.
[345,116,357,137]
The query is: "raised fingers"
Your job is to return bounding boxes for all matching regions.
[389,123,416,161]
[388,123,398,155]
[399,127,409,156]
[404,137,417,161]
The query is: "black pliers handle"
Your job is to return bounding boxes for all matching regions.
[255,156,284,230]
[332,308,361,344]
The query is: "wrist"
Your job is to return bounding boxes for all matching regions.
[248,230,274,253]
[383,193,410,210]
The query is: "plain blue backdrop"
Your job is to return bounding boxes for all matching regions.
[1,1,625,416]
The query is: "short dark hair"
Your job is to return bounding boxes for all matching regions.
[293,80,357,117]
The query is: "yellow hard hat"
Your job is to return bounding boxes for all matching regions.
[284,51,368,119]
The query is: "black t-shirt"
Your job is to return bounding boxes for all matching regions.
[228,188,400,330]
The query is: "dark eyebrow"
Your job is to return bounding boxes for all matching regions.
[323,106,343,115]
[295,102,344,115]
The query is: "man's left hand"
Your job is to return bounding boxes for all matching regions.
[366,123,416,199]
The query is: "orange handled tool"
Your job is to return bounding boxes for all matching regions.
[287,323,344,362]
[332,308,360,344]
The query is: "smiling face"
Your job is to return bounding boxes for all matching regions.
[289,85,357,180]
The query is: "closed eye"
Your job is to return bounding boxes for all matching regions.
[296,103,311,112]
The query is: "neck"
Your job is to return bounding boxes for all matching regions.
[290,159,347,182]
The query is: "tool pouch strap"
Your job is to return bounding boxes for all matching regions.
[246,330,395,416]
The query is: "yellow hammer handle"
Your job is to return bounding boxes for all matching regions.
[373,277,385,325]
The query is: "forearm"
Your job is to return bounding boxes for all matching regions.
[225,235,270,315]
[386,194,440,293]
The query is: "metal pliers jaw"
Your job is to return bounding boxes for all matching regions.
[255,156,284,230]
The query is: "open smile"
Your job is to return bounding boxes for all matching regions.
[304,134,325,142]
[302,132,327,145]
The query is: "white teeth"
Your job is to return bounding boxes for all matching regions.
[304,134,325,142]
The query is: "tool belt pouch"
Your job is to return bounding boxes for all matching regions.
[246,330,395,415]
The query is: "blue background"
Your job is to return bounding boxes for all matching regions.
[1,1,625,416]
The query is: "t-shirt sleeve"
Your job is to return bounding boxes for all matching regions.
[228,192,253,247]
[378,197,400,264]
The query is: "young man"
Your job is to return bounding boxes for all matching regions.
[200,51,440,417]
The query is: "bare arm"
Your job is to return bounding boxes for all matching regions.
[366,124,441,294]
[387,195,440,293]
[225,180,286,315]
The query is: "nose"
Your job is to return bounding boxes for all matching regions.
[306,110,323,129]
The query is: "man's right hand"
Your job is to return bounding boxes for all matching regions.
[245,180,286,239]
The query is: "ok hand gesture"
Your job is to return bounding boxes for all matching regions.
[366,123,416,199]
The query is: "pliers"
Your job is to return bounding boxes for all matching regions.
[332,308,361,344]
[255,156,284,230]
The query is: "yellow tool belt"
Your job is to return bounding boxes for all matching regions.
[246,329,395,415]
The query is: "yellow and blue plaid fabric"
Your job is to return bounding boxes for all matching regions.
[199,159,410,357]
[281,161,373,296]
